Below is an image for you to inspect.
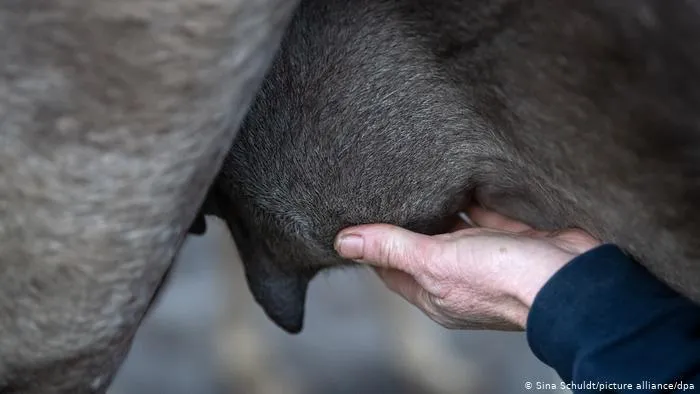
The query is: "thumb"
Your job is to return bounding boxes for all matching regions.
[334,224,434,274]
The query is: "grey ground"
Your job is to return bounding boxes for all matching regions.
[109,219,569,394]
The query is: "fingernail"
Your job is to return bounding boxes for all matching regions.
[374,266,390,278]
[335,234,364,259]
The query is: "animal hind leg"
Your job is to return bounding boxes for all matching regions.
[0,0,299,391]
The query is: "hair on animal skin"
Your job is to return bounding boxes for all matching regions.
[209,0,700,333]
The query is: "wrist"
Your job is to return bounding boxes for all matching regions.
[514,252,574,310]
[500,264,564,330]
[505,295,531,330]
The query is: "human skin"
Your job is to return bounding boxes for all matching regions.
[334,206,602,330]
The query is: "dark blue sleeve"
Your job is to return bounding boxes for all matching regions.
[526,244,700,393]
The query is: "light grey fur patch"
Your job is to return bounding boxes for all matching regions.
[0,0,300,392]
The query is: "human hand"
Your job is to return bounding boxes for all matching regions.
[333,206,601,330]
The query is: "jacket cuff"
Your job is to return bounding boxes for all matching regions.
[525,244,683,381]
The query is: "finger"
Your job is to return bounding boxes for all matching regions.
[375,268,447,325]
[451,221,469,232]
[375,267,425,305]
[449,211,477,232]
[466,205,533,233]
[335,224,435,274]
[434,225,483,242]
[548,228,602,254]
[379,268,451,322]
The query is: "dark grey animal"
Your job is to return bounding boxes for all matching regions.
[206,0,700,333]
[0,0,301,392]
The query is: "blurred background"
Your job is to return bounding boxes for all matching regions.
[109,217,569,394]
